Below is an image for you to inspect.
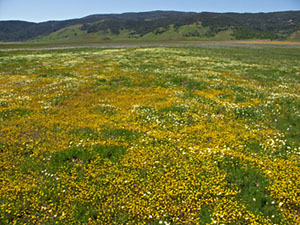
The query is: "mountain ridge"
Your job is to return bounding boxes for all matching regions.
[0,10,300,42]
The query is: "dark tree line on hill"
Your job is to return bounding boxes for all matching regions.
[80,16,197,36]
[0,11,299,41]
[80,11,300,40]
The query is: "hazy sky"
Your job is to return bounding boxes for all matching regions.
[0,0,299,22]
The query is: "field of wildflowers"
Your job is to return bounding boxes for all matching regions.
[0,46,300,224]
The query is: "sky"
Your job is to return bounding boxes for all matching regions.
[0,0,299,22]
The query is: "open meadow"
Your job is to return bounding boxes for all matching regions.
[0,45,300,224]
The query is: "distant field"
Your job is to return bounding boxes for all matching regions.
[0,46,300,224]
[1,40,300,51]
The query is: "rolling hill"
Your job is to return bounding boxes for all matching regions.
[0,10,300,42]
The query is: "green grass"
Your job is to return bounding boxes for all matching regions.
[51,147,93,166]
[0,108,33,120]
[218,157,284,224]
[69,127,96,138]
[101,129,141,142]
[272,97,300,146]
[38,73,75,78]
[92,145,126,162]
[51,145,126,167]
[199,205,213,224]
[288,30,300,41]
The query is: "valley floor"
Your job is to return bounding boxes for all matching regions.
[0,45,300,224]
[0,40,300,51]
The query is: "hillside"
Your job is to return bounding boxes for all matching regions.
[0,10,300,42]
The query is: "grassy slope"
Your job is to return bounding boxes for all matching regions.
[288,30,300,41]
[34,23,235,43]
[34,21,300,43]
